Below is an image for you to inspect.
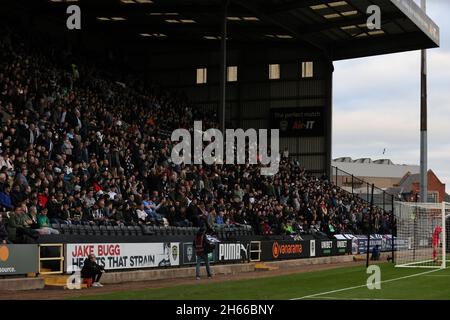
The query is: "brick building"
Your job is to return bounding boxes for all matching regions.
[389,170,447,203]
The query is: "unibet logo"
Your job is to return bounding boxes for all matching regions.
[0,246,9,262]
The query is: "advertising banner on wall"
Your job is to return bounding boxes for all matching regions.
[216,242,250,263]
[350,234,409,254]
[270,107,324,137]
[182,242,197,265]
[65,242,179,272]
[181,242,217,266]
[261,240,310,261]
[0,245,38,275]
[355,235,382,254]
[315,239,351,256]
[261,239,351,261]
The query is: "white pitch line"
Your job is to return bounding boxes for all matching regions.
[290,268,441,300]
[311,296,393,301]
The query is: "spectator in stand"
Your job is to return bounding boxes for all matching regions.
[215,211,225,226]
[135,203,149,225]
[0,27,392,242]
[6,206,39,243]
[0,184,13,211]
[37,208,60,234]
[0,214,9,243]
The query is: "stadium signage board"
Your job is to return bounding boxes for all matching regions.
[65,242,179,272]
[352,235,409,254]
[0,245,38,275]
[182,242,196,265]
[269,107,324,137]
[316,239,351,256]
[261,240,310,261]
[216,242,249,262]
[261,239,351,261]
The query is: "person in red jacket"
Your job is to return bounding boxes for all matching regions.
[432,226,442,263]
[194,227,212,280]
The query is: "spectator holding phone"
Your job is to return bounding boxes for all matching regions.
[81,254,105,287]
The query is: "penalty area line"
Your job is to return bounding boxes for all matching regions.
[290,268,441,300]
[306,296,394,301]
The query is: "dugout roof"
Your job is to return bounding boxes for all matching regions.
[4,0,440,60]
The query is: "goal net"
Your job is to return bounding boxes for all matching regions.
[395,202,450,269]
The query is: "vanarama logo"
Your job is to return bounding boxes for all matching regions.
[0,246,9,262]
[272,242,280,259]
[272,241,302,259]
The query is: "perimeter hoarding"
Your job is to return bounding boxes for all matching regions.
[0,245,38,275]
[261,239,351,261]
[181,241,250,265]
[65,242,179,272]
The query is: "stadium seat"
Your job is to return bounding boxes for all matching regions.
[69,224,79,235]
[51,223,60,231]
[119,225,128,236]
[142,225,152,235]
[99,225,108,236]
[135,226,143,236]
[158,226,167,236]
[154,226,163,236]
[84,225,94,236]
[127,226,137,236]
[77,225,87,235]
[106,226,115,236]
[60,224,69,234]
[113,226,122,236]
[91,226,101,235]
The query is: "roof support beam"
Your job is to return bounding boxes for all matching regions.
[298,12,405,35]
[231,0,330,58]
[268,0,329,14]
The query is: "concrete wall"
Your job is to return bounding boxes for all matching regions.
[0,278,45,291]
[102,254,354,285]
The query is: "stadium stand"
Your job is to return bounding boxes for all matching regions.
[0,24,393,244]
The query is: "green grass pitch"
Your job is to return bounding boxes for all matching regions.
[72,263,450,300]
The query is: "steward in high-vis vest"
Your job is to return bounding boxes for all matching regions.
[194,227,212,280]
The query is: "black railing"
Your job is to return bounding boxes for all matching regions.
[331,166,395,213]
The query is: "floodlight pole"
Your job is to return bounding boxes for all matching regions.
[219,0,229,135]
[366,184,375,268]
[420,0,428,203]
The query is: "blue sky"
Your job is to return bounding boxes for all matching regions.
[333,0,450,194]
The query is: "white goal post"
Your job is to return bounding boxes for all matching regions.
[395,202,450,269]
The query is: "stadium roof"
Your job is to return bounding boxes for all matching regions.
[5,0,440,61]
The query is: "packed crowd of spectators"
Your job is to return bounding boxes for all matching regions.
[0,27,393,243]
